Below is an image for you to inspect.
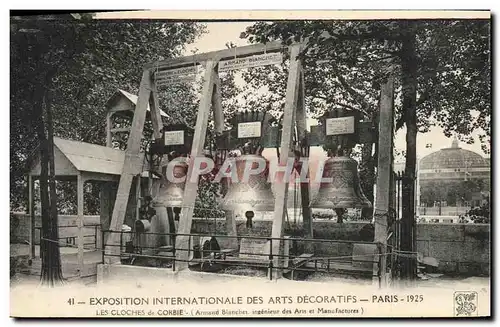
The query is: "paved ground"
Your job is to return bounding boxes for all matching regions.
[305,273,489,290]
[11,244,102,262]
[11,262,490,297]
[10,244,489,292]
[11,244,102,286]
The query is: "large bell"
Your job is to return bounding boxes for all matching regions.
[154,161,188,207]
[311,156,372,209]
[220,154,275,212]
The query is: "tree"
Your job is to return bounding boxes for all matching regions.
[11,17,67,286]
[11,15,206,284]
[242,20,490,143]
[419,180,448,207]
[11,17,206,210]
[420,178,487,207]
[459,198,490,224]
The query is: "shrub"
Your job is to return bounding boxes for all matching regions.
[459,201,490,224]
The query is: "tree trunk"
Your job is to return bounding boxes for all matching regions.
[33,86,50,285]
[45,90,64,285]
[35,84,63,287]
[400,23,418,281]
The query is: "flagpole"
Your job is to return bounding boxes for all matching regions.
[419,143,432,217]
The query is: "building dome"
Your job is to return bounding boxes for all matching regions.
[420,138,489,170]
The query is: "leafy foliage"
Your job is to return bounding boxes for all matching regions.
[11,15,207,285]
[10,17,206,211]
[420,178,488,207]
[242,20,490,149]
[459,200,490,224]
[194,173,225,219]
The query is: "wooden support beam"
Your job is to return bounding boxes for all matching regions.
[224,210,238,249]
[211,74,238,247]
[295,70,313,240]
[212,75,225,135]
[135,175,141,221]
[175,61,218,270]
[148,79,165,198]
[28,175,35,259]
[144,41,284,70]
[106,112,112,147]
[270,44,302,278]
[77,172,84,278]
[149,79,164,139]
[99,182,111,246]
[80,171,120,183]
[110,127,131,133]
[105,69,153,262]
[373,76,395,288]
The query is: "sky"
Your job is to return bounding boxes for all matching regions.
[181,22,490,161]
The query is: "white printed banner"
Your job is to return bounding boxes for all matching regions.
[155,66,198,86]
[164,130,185,146]
[218,53,283,73]
[238,122,262,138]
[325,116,355,136]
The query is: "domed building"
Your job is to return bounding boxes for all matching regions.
[418,138,490,213]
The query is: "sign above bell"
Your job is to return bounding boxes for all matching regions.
[149,123,194,157]
[311,156,372,209]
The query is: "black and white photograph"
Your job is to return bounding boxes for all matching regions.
[9,10,491,318]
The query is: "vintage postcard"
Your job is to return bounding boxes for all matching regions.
[9,10,491,318]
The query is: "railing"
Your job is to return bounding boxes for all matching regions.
[102,230,385,285]
[392,170,417,281]
[34,224,101,257]
[419,206,470,216]
[386,218,400,284]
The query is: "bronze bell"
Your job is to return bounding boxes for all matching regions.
[220,154,275,212]
[154,161,188,207]
[311,156,372,209]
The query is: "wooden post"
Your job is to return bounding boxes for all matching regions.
[99,182,112,246]
[295,69,313,240]
[77,173,84,278]
[28,175,35,259]
[135,175,141,221]
[148,79,165,200]
[144,41,284,70]
[415,158,420,217]
[270,44,302,278]
[149,80,164,139]
[106,112,112,147]
[212,75,238,248]
[373,76,395,287]
[414,159,420,258]
[224,210,238,248]
[175,60,217,270]
[105,69,153,262]
[212,75,224,134]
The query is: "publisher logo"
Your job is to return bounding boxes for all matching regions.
[454,291,478,316]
